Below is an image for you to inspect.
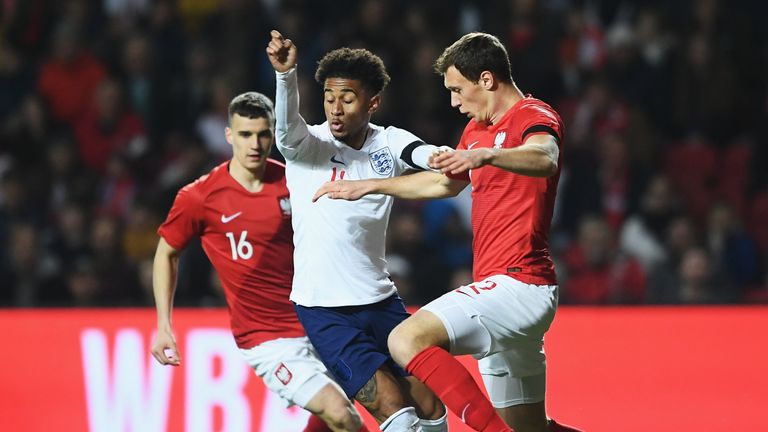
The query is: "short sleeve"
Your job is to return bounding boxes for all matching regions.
[157,186,203,250]
[386,126,428,174]
[516,103,564,147]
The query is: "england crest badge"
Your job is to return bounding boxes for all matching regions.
[369,147,394,175]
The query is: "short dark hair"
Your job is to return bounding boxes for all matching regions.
[228,92,275,127]
[434,32,512,84]
[315,48,391,95]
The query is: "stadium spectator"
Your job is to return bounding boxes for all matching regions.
[74,78,146,173]
[37,20,106,126]
[563,215,646,304]
[706,201,760,297]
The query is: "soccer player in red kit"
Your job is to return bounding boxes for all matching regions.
[150,92,368,432]
[314,33,581,432]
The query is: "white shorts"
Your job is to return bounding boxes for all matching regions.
[421,274,558,407]
[239,336,337,408]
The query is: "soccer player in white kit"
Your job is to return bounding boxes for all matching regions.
[150,92,367,432]
[266,31,450,432]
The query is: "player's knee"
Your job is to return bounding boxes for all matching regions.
[387,324,413,367]
[388,321,428,367]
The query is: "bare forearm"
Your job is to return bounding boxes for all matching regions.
[485,146,558,177]
[153,244,179,331]
[368,171,465,199]
[484,134,560,177]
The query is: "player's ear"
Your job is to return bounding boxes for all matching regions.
[479,70,495,90]
[368,94,381,114]
[225,126,233,146]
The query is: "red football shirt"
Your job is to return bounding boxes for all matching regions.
[453,96,564,285]
[158,160,303,348]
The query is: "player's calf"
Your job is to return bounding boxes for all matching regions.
[306,382,366,432]
[354,368,409,423]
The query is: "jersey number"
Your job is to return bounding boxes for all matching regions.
[225,231,253,260]
[455,280,497,296]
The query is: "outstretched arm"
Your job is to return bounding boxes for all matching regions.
[266,30,311,158]
[150,237,182,366]
[313,170,469,202]
[431,134,560,177]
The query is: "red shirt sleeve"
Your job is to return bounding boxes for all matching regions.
[157,185,203,250]
[516,103,563,147]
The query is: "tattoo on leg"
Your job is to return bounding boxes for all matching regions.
[355,375,378,405]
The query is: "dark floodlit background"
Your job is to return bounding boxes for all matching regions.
[2,0,767,308]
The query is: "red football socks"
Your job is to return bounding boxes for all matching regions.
[406,346,512,432]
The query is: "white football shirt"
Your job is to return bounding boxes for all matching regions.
[276,68,432,306]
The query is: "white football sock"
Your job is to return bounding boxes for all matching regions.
[419,407,448,432]
[380,406,422,431]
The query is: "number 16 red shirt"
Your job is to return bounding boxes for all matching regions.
[158,159,304,348]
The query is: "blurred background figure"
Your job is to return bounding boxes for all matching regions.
[561,215,646,304]
[676,248,718,304]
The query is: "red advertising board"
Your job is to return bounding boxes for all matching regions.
[1,307,766,431]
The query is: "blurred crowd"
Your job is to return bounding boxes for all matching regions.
[1,0,767,307]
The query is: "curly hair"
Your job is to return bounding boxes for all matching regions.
[434,32,513,84]
[228,92,275,127]
[315,47,391,95]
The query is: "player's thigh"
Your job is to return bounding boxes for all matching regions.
[424,275,558,357]
[295,303,391,399]
[419,291,493,357]
[496,400,548,432]
[239,336,333,408]
[481,352,547,406]
[367,293,412,351]
[388,309,451,366]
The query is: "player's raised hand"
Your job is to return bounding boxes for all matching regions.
[313,179,372,202]
[151,328,181,366]
[266,30,297,73]
[431,148,494,174]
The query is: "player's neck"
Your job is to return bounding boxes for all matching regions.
[228,160,265,193]
[487,82,524,125]
[342,124,371,150]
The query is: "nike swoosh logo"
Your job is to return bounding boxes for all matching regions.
[330,155,346,165]
[460,404,470,422]
[467,141,479,149]
[220,212,242,223]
